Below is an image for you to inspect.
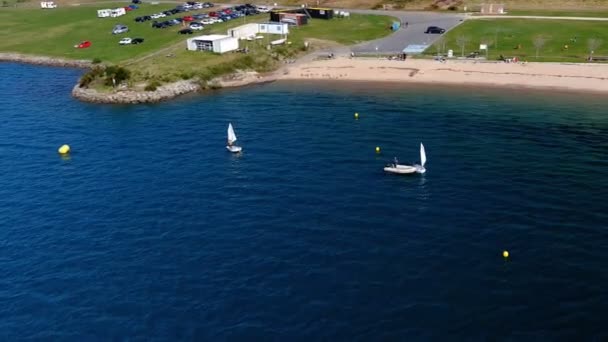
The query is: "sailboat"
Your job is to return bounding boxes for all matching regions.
[226,123,242,153]
[384,143,427,174]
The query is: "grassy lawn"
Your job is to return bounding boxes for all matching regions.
[425,19,608,62]
[0,3,395,88]
[0,5,393,64]
[504,10,608,17]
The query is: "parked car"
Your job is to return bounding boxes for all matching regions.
[183,15,194,21]
[201,18,214,25]
[132,0,141,3]
[178,28,193,34]
[112,25,129,34]
[190,22,204,30]
[256,6,270,13]
[128,5,138,9]
[203,2,214,7]
[193,13,207,19]
[119,37,132,45]
[425,26,445,34]
[75,40,91,48]
[132,38,144,44]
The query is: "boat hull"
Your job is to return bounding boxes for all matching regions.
[384,165,417,174]
[226,145,242,153]
[384,164,425,174]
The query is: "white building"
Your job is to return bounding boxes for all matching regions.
[227,22,289,40]
[186,35,239,54]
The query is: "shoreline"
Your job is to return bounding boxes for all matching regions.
[5,52,608,103]
[0,52,92,69]
[276,57,608,95]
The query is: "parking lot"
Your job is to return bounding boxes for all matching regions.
[349,10,466,54]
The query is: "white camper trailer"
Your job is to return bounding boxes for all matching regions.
[111,8,126,17]
[40,1,57,8]
[98,7,126,18]
[97,9,111,18]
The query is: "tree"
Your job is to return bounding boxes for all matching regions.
[588,38,602,61]
[456,35,470,57]
[532,35,548,58]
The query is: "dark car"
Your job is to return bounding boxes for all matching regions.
[132,38,145,44]
[178,28,193,34]
[132,0,141,3]
[425,26,445,34]
[193,13,207,19]
[203,2,214,8]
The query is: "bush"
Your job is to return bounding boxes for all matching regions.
[179,71,194,80]
[448,5,458,11]
[92,57,102,64]
[104,65,131,87]
[78,66,104,88]
[144,80,161,91]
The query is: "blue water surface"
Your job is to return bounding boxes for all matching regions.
[1,63,607,340]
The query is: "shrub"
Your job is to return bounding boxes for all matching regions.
[448,5,458,10]
[144,80,161,91]
[104,65,131,87]
[179,71,195,80]
[78,66,104,88]
[92,57,102,64]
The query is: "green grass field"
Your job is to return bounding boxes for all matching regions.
[0,4,393,64]
[505,10,608,17]
[426,19,608,62]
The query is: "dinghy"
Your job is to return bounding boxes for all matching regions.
[226,123,242,153]
[384,143,426,174]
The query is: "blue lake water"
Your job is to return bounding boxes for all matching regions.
[1,63,607,340]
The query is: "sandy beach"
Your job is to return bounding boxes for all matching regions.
[277,57,608,93]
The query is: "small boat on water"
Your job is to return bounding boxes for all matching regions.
[384,143,426,174]
[226,123,242,153]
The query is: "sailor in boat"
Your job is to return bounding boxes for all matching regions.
[393,157,399,167]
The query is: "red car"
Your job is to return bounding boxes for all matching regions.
[208,11,218,17]
[183,15,194,21]
[124,6,132,11]
[75,41,91,49]
[223,9,232,14]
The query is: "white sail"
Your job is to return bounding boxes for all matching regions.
[420,143,426,167]
[227,123,237,144]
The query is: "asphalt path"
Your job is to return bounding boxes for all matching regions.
[348,10,466,54]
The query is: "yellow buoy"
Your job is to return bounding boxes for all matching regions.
[58,144,71,154]
[503,250,509,258]
[354,112,359,119]
[375,146,381,153]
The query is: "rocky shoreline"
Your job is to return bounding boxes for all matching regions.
[71,71,277,104]
[71,80,202,104]
[0,52,92,69]
[1,52,279,104]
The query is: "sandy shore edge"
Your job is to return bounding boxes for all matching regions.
[276,57,608,94]
[5,52,608,103]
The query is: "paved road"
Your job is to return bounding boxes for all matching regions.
[346,10,465,54]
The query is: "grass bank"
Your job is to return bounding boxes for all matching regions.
[425,19,608,62]
[0,3,395,91]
